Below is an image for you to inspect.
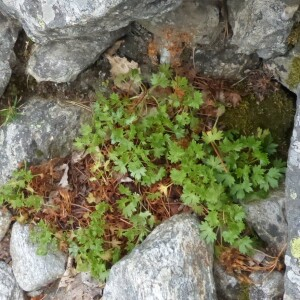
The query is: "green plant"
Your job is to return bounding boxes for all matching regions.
[73,65,285,261]
[0,97,21,127]
[0,65,285,280]
[0,166,43,210]
[30,220,59,255]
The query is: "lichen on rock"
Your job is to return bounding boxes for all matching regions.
[287,22,300,46]
[291,237,300,260]
[287,56,300,89]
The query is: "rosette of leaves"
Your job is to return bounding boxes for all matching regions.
[74,64,285,260]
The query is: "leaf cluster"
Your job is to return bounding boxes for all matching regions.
[0,65,285,280]
[30,220,59,255]
[73,65,285,270]
[0,167,42,210]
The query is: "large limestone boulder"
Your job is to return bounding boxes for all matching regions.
[0,0,182,43]
[0,97,88,185]
[0,0,182,82]
[102,213,217,300]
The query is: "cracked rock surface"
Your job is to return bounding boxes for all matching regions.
[103,213,217,300]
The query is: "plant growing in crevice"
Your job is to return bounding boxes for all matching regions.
[73,65,285,258]
[0,97,21,127]
[0,65,285,279]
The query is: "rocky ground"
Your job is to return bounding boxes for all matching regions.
[1,1,300,299]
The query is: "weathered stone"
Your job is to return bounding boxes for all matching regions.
[0,209,11,242]
[10,222,67,292]
[0,97,88,186]
[249,271,284,300]
[228,0,297,59]
[265,43,300,93]
[193,45,259,80]
[243,188,288,253]
[0,261,24,300]
[26,28,127,82]
[102,213,216,300]
[0,11,20,97]
[214,261,245,300]
[141,0,220,46]
[0,0,182,82]
[284,90,300,299]
[0,0,182,44]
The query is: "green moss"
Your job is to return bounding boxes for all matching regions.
[220,89,295,157]
[287,56,300,89]
[240,284,250,300]
[35,149,44,158]
[291,237,300,260]
[288,22,300,46]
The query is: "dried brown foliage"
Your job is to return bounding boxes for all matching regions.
[219,246,285,284]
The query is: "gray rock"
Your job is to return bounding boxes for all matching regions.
[284,91,300,299]
[10,222,67,292]
[249,271,284,300]
[0,97,88,186]
[243,189,288,253]
[193,46,259,80]
[0,11,20,97]
[141,0,220,46]
[141,0,259,79]
[265,43,300,93]
[26,28,127,82]
[0,0,182,82]
[228,0,297,59]
[0,210,11,241]
[0,261,24,300]
[214,261,245,300]
[0,0,182,44]
[102,213,216,300]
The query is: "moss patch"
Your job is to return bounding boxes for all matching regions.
[288,22,300,46]
[287,56,300,89]
[220,88,295,157]
[239,284,250,300]
[291,237,300,260]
